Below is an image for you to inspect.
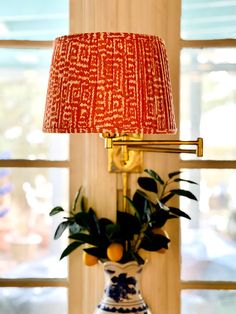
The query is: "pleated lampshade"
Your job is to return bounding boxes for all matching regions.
[43,32,176,134]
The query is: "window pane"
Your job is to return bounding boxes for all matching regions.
[0,168,68,278]
[0,0,68,40]
[180,48,236,160]
[0,287,67,314]
[181,0,236,40]
[181,169,236,281]
[0,48,68,160]
[182,290,236,314]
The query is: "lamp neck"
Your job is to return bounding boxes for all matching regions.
[102,133,116,149]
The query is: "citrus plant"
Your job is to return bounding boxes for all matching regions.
[50,169,198,265]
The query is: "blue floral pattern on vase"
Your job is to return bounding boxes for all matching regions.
[94,261,152,314]
[106,272,137,302]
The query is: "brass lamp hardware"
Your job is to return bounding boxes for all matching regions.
[105,134,203,173]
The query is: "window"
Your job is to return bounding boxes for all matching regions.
[0,1,69,313]
[1,1,236,314]
[180,1,236,313]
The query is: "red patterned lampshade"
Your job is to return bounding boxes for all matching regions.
[43,32,176,134]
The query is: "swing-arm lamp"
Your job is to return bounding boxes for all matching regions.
[103,134,203,173]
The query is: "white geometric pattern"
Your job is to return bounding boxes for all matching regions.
[43,32,176,134]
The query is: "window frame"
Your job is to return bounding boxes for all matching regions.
[0,0,70,309]
[1,1,236,314]
[178,6,236,310]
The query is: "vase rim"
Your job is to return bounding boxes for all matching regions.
[102,260,148,268]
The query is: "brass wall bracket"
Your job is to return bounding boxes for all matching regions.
[104,134,203,173]
[108,134,143,173]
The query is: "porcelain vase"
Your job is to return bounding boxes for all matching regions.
[94,261,152,314]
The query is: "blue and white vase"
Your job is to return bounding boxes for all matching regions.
[94,261,152,314]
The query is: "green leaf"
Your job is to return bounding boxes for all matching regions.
[170,189,198,201]
[49,206,64,216]
[138,177,158,193]
[132,191,151,223]
[87,208,100,235]
[150,210,169,228]
[69,222,82,234]
[117,211,141,239]
[69,233,102,246]
[98,218,115,235]
[105,223,121,239]
[157,200,169,211]
[168,206,191,219]
[72,187,83,212]
[83,246,107,259]
[54,221,70,239]
[125,196,140,219]
[74,212,90,228]
[99,218,114,225]
[173,178,198,185]
[125,192,143,222]
[141,232,170,251]
[60,241,83,260]
[131,251,145,265]
[80,196,87,212]
[168,170,182,179]
[144,169,164,185]
[160,192,175,204]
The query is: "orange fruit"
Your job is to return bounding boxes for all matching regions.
[107,243,124,262]
[83,251,98,266]
[152,227,170,254]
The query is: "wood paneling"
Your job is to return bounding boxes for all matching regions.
[69,1,180,313]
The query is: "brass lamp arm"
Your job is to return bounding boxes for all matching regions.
[105,137,203,157]
[129,146,197,155]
